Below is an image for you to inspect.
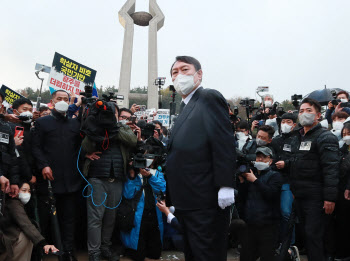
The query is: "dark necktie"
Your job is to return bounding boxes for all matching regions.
[179,101,186,114]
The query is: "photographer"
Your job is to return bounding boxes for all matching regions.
[81,101,137,261]
[326,91,350,124]
[0,181,58,261]
[237,147,283,261]
[290,98,340,261]
[271,113,299,248]
[121,156,166,261]
[152,120,168,146]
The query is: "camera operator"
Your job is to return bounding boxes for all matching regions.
[152,120,168,146]
[31,90,83,261]
[0,181,58,261]
[121,154,166,261]
[326,91,350,124]
[81,102,137,261]
[271,113,299,248]
[236,147,283,261]
[290,98,340,261]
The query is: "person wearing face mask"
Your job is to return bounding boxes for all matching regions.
[236,147,283,261]
[290,98,340,261]
[31,90,83,261]
[121,154,166,261]
[81,102,137,261]
[10,98,37,186]
[0,182,58,260]
[325,91,350,125]
[330,112,349,147]
[331,122,350,260]
[271,113,300,250]
[166,56,236,261]
[235,121,252,151]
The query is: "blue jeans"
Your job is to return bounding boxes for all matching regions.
[280,184,295,245]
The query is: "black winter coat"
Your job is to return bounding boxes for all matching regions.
[290,124,340,202]
[237,167,283,225]
[271,131,300,183]
[31,110,83,194]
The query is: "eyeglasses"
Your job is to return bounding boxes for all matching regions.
[119,115,130,120]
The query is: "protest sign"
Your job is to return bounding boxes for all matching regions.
[0,85,25,106]
[154,109,170,127]
[47,52,97,95]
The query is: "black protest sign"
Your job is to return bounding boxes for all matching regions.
[0,85,25,105]
[52,52,97,85]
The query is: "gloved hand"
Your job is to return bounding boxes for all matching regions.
[218,187,235,209]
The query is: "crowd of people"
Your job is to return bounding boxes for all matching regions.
[0,55,349,261]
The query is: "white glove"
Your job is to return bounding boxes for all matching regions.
[218,187,235,209]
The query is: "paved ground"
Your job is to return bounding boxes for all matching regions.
[44,249,308,260]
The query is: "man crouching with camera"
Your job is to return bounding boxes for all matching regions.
[237,147,283,261]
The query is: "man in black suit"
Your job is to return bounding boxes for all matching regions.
[32,90,82,261]
[166,56,236,261]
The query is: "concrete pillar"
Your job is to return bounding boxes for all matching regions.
[118,0,136,108]
[147,0,165,109]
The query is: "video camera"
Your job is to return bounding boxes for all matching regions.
[239,98,255,109]
[291,94,302,109]
[270,102,286,117]
[237,156,255,177]
[331,90,350,108]
[80,85,96,105]
[229,106,239,122]
[130,136,167,173]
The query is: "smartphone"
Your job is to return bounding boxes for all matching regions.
[14,126,24,137]
[130,116,137,124]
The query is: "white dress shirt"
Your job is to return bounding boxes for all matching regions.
[182,86,201,105]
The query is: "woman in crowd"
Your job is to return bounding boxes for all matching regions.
[0,182,58,261]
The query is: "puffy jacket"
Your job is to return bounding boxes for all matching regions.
[271,130,300,183]
[237,167,283,225]
[82,123,137,180]
[290,124,340,202]
[120,170,166,250]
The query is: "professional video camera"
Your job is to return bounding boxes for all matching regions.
[229,105,239,122]
[331,90,350,108]
[239,98,255,109]
[130,136,167,172]
[269,102,286,117]
[137,121,156,140]
[80,84,97,105]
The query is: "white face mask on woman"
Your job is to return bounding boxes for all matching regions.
[18,193,31,205]
[343,136,350,145]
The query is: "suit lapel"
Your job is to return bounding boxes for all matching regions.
[169,87,202,147]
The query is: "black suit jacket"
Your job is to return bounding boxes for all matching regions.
[167,87,236,210]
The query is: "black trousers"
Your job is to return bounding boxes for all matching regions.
[295,197,326,261]
[240,223,279,261]
[37,192,79,252]
[125,209,162,261]
[335,197,350,258]
[176,207,230,261]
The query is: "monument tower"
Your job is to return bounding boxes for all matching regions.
[118,0,165,109]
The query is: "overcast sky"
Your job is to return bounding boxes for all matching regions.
[1,0,350,103]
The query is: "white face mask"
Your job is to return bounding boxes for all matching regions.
[119,119,128,125]
[54,101,69,113]
[320,119,329,129]
[341,99,348,103]
[254,161,270,171]
[343,136,350,145]
[333,121,344,131]
[236,132,247,140]
[256,138,268,146]
[173,71,200,96]
[265,118,276,125]
[264,101,272,108]
[19,111,33,124]
[18,193,31,205]
[281,123,293,134]
[298,113,316,126]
